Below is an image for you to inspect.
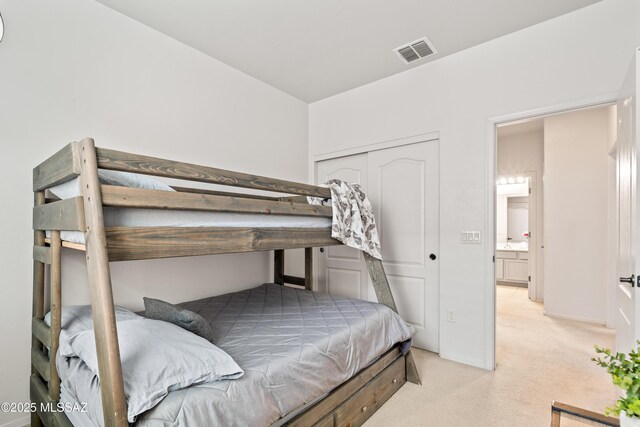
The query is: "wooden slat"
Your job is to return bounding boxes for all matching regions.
[46,237,87,251]
[171,186,280,201]
[49,231,61,400]
[31,348,50,382]
[30,375,74,427]
[33,142,80,191]
[33,245,51,265]
[78,139,129,427]
[551,402,620,426]
[286,347,402,427]
[101,185,333,217]
[283,275,306,286]
[305,247,313,290]
[32,318,51,348]
[274,250,285,285]
[33,197,86,231]
[96,146,332,198]
[105,227,340,262]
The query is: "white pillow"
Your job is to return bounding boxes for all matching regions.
[49,170,175,200]
[59,318,244,422]
[45,305,141,336]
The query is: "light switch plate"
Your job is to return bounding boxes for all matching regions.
[461,230,481,244]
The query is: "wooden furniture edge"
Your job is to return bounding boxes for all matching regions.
[281,347,405,426]
[33,142,80,192]
[101,185,332,217]
[96,146,331,199]
[550,401,620,426]
[105,227,340,261]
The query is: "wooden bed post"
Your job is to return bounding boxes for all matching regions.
[274,250,285,285]
[31,191,46,427]
[363,253,422,385]
[77,138,128,427]
[304,248,313,290]
[49,231,62,401]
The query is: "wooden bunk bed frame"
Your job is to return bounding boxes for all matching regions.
[31,138,421,427]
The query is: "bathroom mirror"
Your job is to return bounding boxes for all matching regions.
[496,179,529,249]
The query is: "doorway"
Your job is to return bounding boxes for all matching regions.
[494,104,617,367]
[314,139,440,352]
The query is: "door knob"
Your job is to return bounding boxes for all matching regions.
[429,253,437,260]
[319,248,325,253]
[620,274,636,287]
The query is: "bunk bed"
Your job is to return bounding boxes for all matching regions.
[31,138,421,427]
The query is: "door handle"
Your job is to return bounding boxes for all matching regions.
[620,274,636,287]
[429,253,437,261]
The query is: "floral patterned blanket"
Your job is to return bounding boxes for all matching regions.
[308,179,382,259]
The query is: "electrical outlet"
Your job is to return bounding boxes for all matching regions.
[447,309,456,323]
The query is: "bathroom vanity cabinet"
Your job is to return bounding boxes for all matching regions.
[496,250,529,284]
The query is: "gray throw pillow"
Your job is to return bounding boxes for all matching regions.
[143,297,216,344]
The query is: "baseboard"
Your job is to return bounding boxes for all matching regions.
[0,415,30,427]
[438,351,489,371]
[543,310,606,325]
[496,281,528,288]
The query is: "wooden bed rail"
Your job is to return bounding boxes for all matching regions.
[95,146,332,199]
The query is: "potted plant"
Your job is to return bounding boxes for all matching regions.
[593,343,640,426]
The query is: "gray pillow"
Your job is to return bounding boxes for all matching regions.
[143,297,216,344]
[59,318,244,422]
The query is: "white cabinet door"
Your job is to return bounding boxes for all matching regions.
[316,154,369,300]
[367,141,439,352]
[496,259,504,280]
[505,260,528,282]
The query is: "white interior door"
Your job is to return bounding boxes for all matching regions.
[616,49,639,354]
[316,154,369,299]
[367,141,439,351]
[317,140,439,352]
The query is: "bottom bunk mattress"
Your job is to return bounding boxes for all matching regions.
[55,283,414,426]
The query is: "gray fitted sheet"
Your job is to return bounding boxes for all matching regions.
[58,284,414,426]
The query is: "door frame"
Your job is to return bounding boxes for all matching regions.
[485,93,618,369]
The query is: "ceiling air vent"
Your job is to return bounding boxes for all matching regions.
[394,36,437,64]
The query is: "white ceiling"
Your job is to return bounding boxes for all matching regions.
[497,118,544,138]
[95,0,601,102]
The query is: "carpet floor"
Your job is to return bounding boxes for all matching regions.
[364,285,617,426]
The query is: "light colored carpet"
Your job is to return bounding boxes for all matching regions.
[365,285,617,426]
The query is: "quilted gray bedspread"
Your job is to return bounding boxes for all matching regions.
[58,284,414,426]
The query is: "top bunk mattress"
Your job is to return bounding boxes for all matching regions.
[58,207,332,244]
[55,284,414,427]
[48,175,331,244]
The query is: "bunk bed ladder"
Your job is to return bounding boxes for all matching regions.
[77,138,129,427]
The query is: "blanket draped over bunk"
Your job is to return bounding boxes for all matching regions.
[308,179,382,259]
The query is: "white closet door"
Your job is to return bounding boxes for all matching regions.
[367,141,439,352]
[316,140,440,352]
[316,154,369,299]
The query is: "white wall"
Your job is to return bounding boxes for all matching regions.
[309,0,639,368]
[497,127,544,301]
[0,1,308,425]
[543,107,611,324]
